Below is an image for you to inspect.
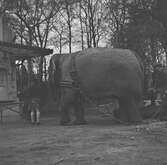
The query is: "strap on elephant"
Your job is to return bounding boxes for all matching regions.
[59,80,74,89]
[69,54,94,99]
[69,54,81,90]
[61,54,130,125]
[58,55,81,90]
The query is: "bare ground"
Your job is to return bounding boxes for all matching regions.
[0,110,167,165]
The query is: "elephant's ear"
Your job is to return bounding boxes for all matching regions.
[134,51,144,73]
[49,55,62,86]
[48,58,56,84]
[48,55,62,101]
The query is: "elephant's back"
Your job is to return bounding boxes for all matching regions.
[75,48,143,98]
[76,48,141,68]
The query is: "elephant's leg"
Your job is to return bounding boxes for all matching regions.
[116,98,129,122]
[59,88,75,125]
[73,96,87,125]
[127,97,142,123]
[117,97,142,123]
[73,93,86,125]
[60,104,71,125]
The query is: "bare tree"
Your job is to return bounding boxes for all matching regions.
[7,0,61,81]
[77,0,107,48]
[50,21,68,54]
[59,0,77,53]
[105,0,129,48]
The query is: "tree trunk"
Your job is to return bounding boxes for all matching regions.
[28,28,33,86]
[39,56,44,82]
[59,34,62,54]
[66,2,72,53]
[79,1,84,50]
[44,57,47,81]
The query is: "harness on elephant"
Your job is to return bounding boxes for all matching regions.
[57,54,95,103]
[60,54,87,104]
[58,54,83,90]
[69,54,82,90]
[58,55,129,124]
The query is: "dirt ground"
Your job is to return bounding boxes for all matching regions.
[0,110,167,165]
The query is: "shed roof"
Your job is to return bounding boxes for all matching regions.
[0,41,53,60]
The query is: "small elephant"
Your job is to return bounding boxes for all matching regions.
[49,48,144,125]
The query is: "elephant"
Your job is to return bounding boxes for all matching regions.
[49,48,144,125]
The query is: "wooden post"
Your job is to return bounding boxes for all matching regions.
[0,105,3,123]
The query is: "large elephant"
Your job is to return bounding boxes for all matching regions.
[49,48,144,125]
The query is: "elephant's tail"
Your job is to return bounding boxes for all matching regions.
[131,50,145,94]
[131,50,144,72]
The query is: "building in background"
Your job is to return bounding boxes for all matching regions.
[0,14,53,102]
[0,14,17,101]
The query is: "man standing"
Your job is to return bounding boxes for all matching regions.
[25,77,42,125]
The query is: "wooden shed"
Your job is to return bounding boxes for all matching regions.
[0,41,53,101]
[0,15,53,102]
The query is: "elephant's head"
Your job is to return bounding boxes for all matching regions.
[48,54,71,101]
[48,54,62,101]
